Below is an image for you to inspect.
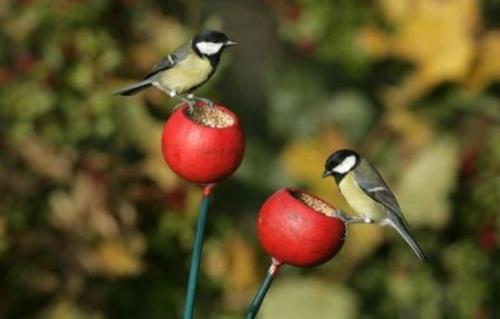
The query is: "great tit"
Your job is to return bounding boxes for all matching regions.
[115,30,237,107]
[322,149,427,262]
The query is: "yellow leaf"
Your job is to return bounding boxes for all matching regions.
[466,31,500,91]
[80,238,145,277]
[357,26,390,58]
[382,107,434,150]
[38,299,103,319]
[281,130,346,185]
[204,232,260,311]
[365,0,480,107]
[377,0,412,24]
[223,233,260,311]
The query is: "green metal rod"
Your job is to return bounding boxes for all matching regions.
[183,185,214,319]
[246,259,282,319]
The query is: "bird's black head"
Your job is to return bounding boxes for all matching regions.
[322,149,360,183]
[192,30,237,59]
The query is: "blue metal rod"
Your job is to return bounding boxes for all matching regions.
[246,260,282,319]
[183,185,213,319]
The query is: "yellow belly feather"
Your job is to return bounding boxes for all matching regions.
[338,173,386,221]
[160,54,212,93]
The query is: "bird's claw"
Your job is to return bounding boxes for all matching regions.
[165,91,214,112]
[193,96,214,108]
[171,94,196,113]
[186,98,196,113]
[172,103,183,112]
[335,209,374,225]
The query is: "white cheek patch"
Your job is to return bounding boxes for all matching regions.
[196,41,224,55]
[333,155,357,174]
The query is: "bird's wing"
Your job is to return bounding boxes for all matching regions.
[354,159,427,261]
[354,159,409,225]
[143,44,191,79]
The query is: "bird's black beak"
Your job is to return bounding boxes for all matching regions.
[321,170,331,178]
[225,40,238,46]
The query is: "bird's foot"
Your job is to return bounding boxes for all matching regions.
[190,95,214,108]
[205,98,214,108]
[172,100,194,113]
[334,209,350,222]
[185,99,196,113]
[336,210,374,225]
[171,93,196,113]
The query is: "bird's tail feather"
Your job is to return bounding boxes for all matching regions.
[114,79,152,96]
[390,219,428,262]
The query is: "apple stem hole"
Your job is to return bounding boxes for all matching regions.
[186,105,235,128]
[290,190,336,217]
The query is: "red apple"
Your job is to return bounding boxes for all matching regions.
[162,103,245,184]
[257,188,346,267]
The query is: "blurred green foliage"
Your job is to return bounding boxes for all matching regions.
[0,0,499,318]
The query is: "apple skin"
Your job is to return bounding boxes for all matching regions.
[257,188,346,267]
[162,104,245,184]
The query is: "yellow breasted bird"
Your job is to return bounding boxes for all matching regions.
[322,149,427,262]
[115,30,237,107]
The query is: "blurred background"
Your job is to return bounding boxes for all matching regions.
[1,0,499,318]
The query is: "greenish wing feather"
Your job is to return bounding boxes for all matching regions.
[354,160,410,226]
[143,44,191,79]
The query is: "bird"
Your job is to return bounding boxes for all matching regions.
[115,29,237,108]
[322,149,427,262]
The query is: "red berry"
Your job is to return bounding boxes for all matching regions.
[284,4,302,23]
[478,224,497,254]
[0,68,14,86]
[295,39,317,56]
[161,103,245,184]
[15,52,37,75]
[257,188,346,267]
